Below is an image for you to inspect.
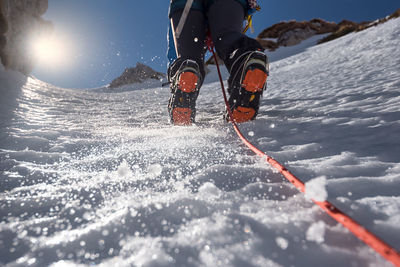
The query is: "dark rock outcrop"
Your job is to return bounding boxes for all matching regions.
[257,9,400,51]
[0,3,7,63]
[257,18,338,51]
[109,63,165,88]
[0,0,52,75]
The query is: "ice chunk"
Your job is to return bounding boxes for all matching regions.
[306,221,326,244]
[198,182,220,196]
[305,176,328,202]
[275,237,289,250]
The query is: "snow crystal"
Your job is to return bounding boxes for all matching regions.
[305,176,328,202]
[306,221,326,244]
[117,160,132,177]
[275,237,289,250]
[147,163,163,177]
[243,223,252,233]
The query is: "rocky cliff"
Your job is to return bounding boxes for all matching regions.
[109,63,165,89]
[0,0,51,75]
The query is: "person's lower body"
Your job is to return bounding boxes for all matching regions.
[168,5,205,125]
[168,0,269,125]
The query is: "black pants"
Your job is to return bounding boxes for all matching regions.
[170,0,262,79]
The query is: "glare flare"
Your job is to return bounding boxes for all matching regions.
[31,33,72,67]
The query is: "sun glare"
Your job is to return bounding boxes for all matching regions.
[31,33,72,68]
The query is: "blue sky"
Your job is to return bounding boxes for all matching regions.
[32,0,399,89]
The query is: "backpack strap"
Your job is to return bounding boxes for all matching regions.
[169,0,204,18]
[174,0,194,39]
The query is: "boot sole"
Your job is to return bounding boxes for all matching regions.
[232,106,257,123]
[179,72,198,93]
[242,68,268,93]
[172,107,192,125]
[231,68,267,123]
[171,72,199,125]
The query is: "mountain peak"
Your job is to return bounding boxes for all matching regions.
[108,63,165,89]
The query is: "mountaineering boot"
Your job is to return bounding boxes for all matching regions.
[227,50,269,123]
[168,59,202,125]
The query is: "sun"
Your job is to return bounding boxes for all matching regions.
[31,33,72,68]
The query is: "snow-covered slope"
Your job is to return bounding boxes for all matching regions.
[267,33,329,63]
[1,18,399,267]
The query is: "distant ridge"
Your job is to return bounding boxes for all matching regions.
[109,63,165,89]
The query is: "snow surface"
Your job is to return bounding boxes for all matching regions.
[1,18,400,267]
[267,34,329,63]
